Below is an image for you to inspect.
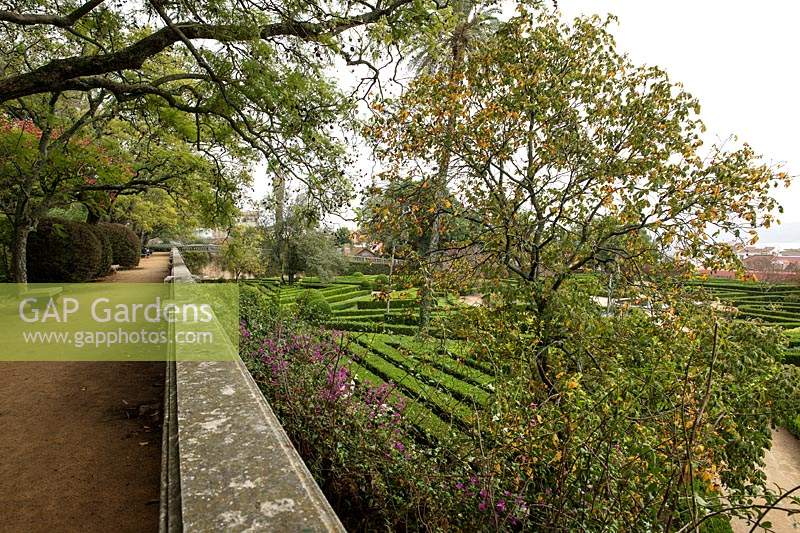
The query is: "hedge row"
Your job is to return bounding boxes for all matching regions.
[343,262,391,275]
[353,337,490,407]
[27,219,140,282]
[357,299,419,310]
[324,319,419,336]
[386,338,496,391]
[345,360,457,440]
[347,342,475,429]
[334,308,420,326]
[98,222,140,268]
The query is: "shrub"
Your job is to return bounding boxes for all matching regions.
[239,321,472,531]
[182,251,213,273]
[240,284,279,333]
[27,218,102,282]
[325,290,371,304]
[358,299,418,310]
[324,320,418,336]
[351,271,364,278]
[99,222,140,267]
[359,278,374,291]
[296,290,332,323]
[375,274,390,291]
[86,224,113,277]
[344,262,390,275]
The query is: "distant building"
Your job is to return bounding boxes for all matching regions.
[742,254,778,272]
[238,210,260,227]
[698,269,798,282]
[735,245,776,259]
[341,244,382,258]
[775,256,800,270]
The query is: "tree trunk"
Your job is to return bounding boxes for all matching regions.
[272,170,286,281]
[11,223,31,284]
[418,149,450,330]
[418,41,464,331]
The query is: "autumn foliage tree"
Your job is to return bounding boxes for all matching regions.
[0,112,133,281]
[366,7,799,529]
[370,10,787,306]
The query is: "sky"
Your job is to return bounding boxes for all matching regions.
[252,1,800,239]
[558,1,800,237]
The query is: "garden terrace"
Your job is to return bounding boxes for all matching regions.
[242,276,496,444]
[0,253,170,532]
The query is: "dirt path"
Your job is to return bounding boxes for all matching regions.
[98,252,170,283]
[732,428,800,532]
[0,253,169,533]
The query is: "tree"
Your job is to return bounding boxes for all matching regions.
[0,0,431,204]
[371,9,786,317]
[219,225,266,279]
[0,91,249,281]
[357,178,475,260]
[0,0,442,280]
[367,9,797,528]
[264,197,345,282]
[0,108,131,281]
[398,0,501,328]
[334,226,352,246]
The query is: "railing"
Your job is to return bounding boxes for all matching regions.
[160,248,344,532]
[150,243,221,253]
[345,254,401,266]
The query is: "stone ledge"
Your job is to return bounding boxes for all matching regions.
[160,248,344,532]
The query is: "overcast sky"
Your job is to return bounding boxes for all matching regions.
[559,0,800,234]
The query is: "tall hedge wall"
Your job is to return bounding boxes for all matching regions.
[99,222,140,268]
[87,224,113,277]
[27,219,102,282]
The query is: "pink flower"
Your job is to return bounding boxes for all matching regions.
[320,365,350,402]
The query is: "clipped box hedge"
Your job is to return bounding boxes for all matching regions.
[358,299,419,310]
[324,319,419,336]
[325,289,372,304]
[26,219,147,282]
[27,218,102,282]
[98,222,140,268]
[86,224,114,277]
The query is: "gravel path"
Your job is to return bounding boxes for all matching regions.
[732,428,800,532]
[0,253,169,532]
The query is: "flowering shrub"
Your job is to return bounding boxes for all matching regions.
[242,322,427,529]
[240,318,534,530]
